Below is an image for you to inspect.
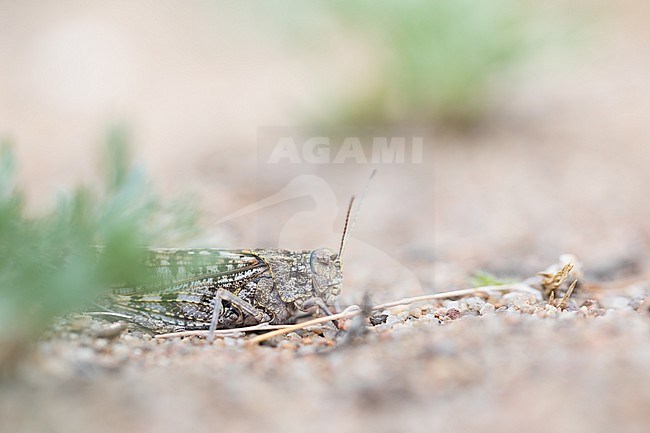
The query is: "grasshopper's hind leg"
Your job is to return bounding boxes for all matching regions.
[207,289,267,342]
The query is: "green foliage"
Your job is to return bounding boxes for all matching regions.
[0,130,197,342]
[470,271,515,288]
[326,0,533,128]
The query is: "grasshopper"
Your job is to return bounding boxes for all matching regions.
[107,246,344,336]
[102,176,371,340]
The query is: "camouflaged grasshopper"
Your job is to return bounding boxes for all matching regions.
[103,187,365,340]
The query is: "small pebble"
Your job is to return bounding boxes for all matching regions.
[423,313,440,323]
[285,332,302,341]
[278,340,297,350]
[434,308,448,318]
[466,297,485,312]
[502,292,537,307]
[446,308,462,320]
[396,311,410,320]
[92,339,109,350]
[480,303,495,315]
[628,296,646,311]
[517,304,536,315]
[93,322,127,340]
[445,300,460,310]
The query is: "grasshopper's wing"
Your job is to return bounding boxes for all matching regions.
[105,249,269,329]
[111,249,267,295]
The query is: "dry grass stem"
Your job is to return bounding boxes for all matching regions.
[556,279,578,309]
[247,284,544,345]
[153,283,549,344]
[155,323,289,339]
[540,261,574,299]
[246,306,362,345]
[371,284,542,311]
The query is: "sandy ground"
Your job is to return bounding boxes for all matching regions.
[2,1,650,432]
[2,273,649,433]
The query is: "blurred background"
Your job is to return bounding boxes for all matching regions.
[3,0,650,286]
[2,1,650,432]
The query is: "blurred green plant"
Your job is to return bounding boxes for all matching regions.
[470,270,516,288]
[0,129,197,365]
[325,0,533,128]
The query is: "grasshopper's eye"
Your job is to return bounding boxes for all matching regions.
[311,248,335,269]
[310,249,325,271]
[309,248,342,299]
[309,248,341,286]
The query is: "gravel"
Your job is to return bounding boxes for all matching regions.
[1,278,648,433]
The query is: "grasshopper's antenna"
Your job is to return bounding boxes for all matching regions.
[338,169,377,259]
[338,196,355,258]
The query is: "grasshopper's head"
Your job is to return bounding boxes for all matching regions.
[307,170,375,307]
[310,248,342,304]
